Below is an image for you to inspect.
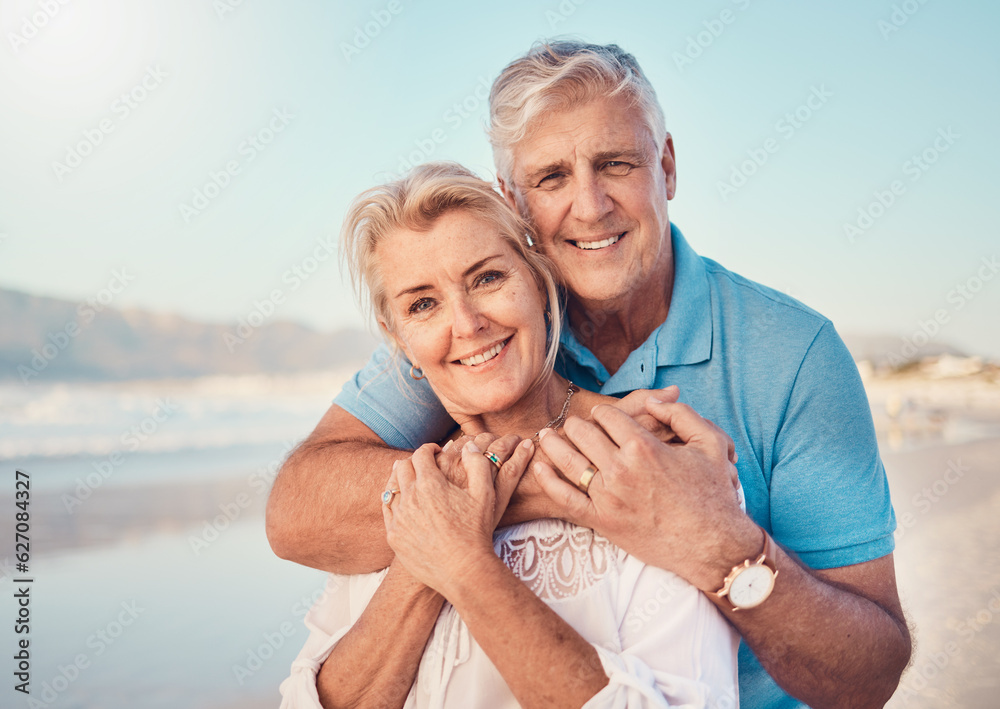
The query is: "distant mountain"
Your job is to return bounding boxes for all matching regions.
[0,287,380,382]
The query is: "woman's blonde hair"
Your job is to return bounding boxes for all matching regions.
[340,161,563,391]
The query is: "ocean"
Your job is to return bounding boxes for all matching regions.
[1,372,350,708]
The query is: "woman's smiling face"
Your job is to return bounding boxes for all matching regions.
[377,209,549,419]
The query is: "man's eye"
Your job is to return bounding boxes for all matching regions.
[408,298,434,314]
[604,161,632,175]
[536,172,565,188]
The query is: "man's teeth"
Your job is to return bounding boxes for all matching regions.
[573,233,622,250]
[459,340,506,366]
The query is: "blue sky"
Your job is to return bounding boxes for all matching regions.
[1,0,998,358]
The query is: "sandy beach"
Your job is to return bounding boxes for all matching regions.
[867,364,1000,708]
[883,434,1000,708]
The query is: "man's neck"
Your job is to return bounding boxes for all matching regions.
[567,259,675,376]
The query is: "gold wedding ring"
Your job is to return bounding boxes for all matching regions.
[483,451,502,468]
[577,466,597,496]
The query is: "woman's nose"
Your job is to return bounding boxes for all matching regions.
[451,298,488,337]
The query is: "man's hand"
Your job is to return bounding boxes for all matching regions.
[534,396,747,591]
[610,386,738,460]
[498,384,738,528]
[535,395,911,708]
[608,385,681,444]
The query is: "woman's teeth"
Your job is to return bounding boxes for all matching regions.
[573,233,622,250]
[459,340,507,366]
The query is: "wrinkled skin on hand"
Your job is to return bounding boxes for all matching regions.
[382,436,534,593]
[535,397,746,591]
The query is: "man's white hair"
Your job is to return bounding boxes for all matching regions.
[488,40,668,184]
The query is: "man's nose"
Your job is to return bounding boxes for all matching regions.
[569,172,613,223]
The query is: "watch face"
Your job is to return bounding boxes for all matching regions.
[729,565,775,608]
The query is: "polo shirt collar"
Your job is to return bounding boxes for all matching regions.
[654,223,713,367]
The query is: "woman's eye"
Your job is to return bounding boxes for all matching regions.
[408,298,434,314]
[476,271,505,287]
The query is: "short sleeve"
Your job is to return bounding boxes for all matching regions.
[333,343,455,449]
[769,321,896,569]
[279,570,388,708]
[583,555,740,708]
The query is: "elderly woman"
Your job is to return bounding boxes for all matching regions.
[279,162,739,708]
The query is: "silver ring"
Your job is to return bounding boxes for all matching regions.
[381,488,400,505]
[483,451,501,468]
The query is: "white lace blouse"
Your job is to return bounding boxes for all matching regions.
[279,518,740,708]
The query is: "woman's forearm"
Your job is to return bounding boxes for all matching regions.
[317,563,444,709]
[443,554,609,709]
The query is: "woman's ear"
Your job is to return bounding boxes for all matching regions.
[378,318,415,365]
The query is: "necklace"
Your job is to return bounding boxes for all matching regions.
[532,381,577,443]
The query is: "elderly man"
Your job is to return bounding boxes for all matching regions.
[267,41,910,708]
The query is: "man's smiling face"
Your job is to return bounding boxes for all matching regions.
[502,94,676,310]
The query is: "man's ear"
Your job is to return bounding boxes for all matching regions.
[660,132,677,200]
[498,175,519,211]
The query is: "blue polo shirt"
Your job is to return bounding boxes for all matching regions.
[334,224,896,709]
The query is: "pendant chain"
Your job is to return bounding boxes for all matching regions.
[532,381,577,443]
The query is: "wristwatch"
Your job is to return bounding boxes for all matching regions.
[714,529,779,611]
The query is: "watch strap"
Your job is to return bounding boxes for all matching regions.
[760,530,779,574]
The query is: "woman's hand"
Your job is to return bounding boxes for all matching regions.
[382,438,534,595]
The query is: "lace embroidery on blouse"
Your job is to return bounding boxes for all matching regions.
[495,520,616,601]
